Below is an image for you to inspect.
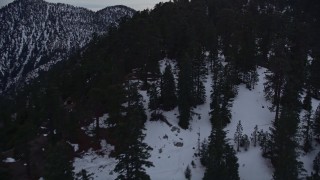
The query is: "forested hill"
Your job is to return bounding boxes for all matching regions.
[1,0,320,179]
[0,0,135,94]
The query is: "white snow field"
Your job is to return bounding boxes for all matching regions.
[224,67,274,180]
[73,60,320,180]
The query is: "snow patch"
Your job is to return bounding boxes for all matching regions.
[81,114,109,137]
[73,140,117,180]
[3,157,16,163]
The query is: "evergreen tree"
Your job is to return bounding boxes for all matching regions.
[210,89,232,127]
[251,125,258,147]
[303,90,312,112]
[114,130,154,180]
[0,165,11,180]
[192,49,207,105]
[310,58,320,96]
[44,87,64,144]
[115,82,147,151]
[88,87,107,139]
[148,83,159,111]
[114,82,154,180]
[264,37,289,122]
[314,104,320,141]
[243,70,259,90]
[234,120,243,152]
[269,86,304,180]
[44,142,74,180]
[270,120,303,180]
[311,151,320,179]
[161,64,177,111]
[178,54,193,129]
[200,138,209,166]
[184,165,191,180]
[258,130,272,157]
[203,126,239,180]
[202,76,239,180]
[106,85,126,128]
[210,62,235,127]
[241,134,250,151]
[76,169,93,180]
[210,51,223,88]
[235,11,258,88]
[148,83,164,121]
[302,110,313,153]
[222,64,238,101]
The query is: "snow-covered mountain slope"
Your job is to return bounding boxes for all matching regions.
[73,60,320,180]
[0,0,135,93]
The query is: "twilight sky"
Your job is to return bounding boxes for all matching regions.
[0,0,170,11]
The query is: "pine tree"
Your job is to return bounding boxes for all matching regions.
[270,121,303,180]
[88,87,107,139]
[241,134,250,151]
[269,86,304,180]
[210,62,234,127]
[148,83,159,111]
[310,58,320,95]
[116,82,147,149]
[311,151,320,179]
[114,130,154,180]
[106,85,125,128]
[192,49,207,105]
[314,104,320,141]
[234,10,257,80]
[203,126,239,180]
[303,90,312,112]
[251,125,258,147]
[222,64,238,101]
[114,82,154,179]
[148,83,164,121]
[44,142,74,180]
[161,64,177,111]
[76,169,93,180]
[200,138,209,166]
[211,51,224,88]
[243,69,259,90]
[0,166,11,180]
[302,110,313,153]
[210,85,227,127]
[263,37,288,122]
[185,165,191,180]
[258,130,272,157]
[178,54,193,129]
[234,120,243,152]
[202,79,240,180]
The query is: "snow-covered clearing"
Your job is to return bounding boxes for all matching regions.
[225,67,274,180]
[73,62,320,179]
[142,64,212,180]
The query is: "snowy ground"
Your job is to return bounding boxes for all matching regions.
[73,62,320,179]
[73,140,117,179]
[142,60,212,180]
[225,67,274,180]
[299,95,320,176]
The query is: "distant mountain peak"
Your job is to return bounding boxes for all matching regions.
[0,0,135,94]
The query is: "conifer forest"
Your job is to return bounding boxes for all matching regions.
[1,0,320,179]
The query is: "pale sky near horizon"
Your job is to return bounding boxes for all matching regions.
[0,0,170,11]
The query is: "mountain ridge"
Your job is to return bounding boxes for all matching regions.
[0,0,135,94]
